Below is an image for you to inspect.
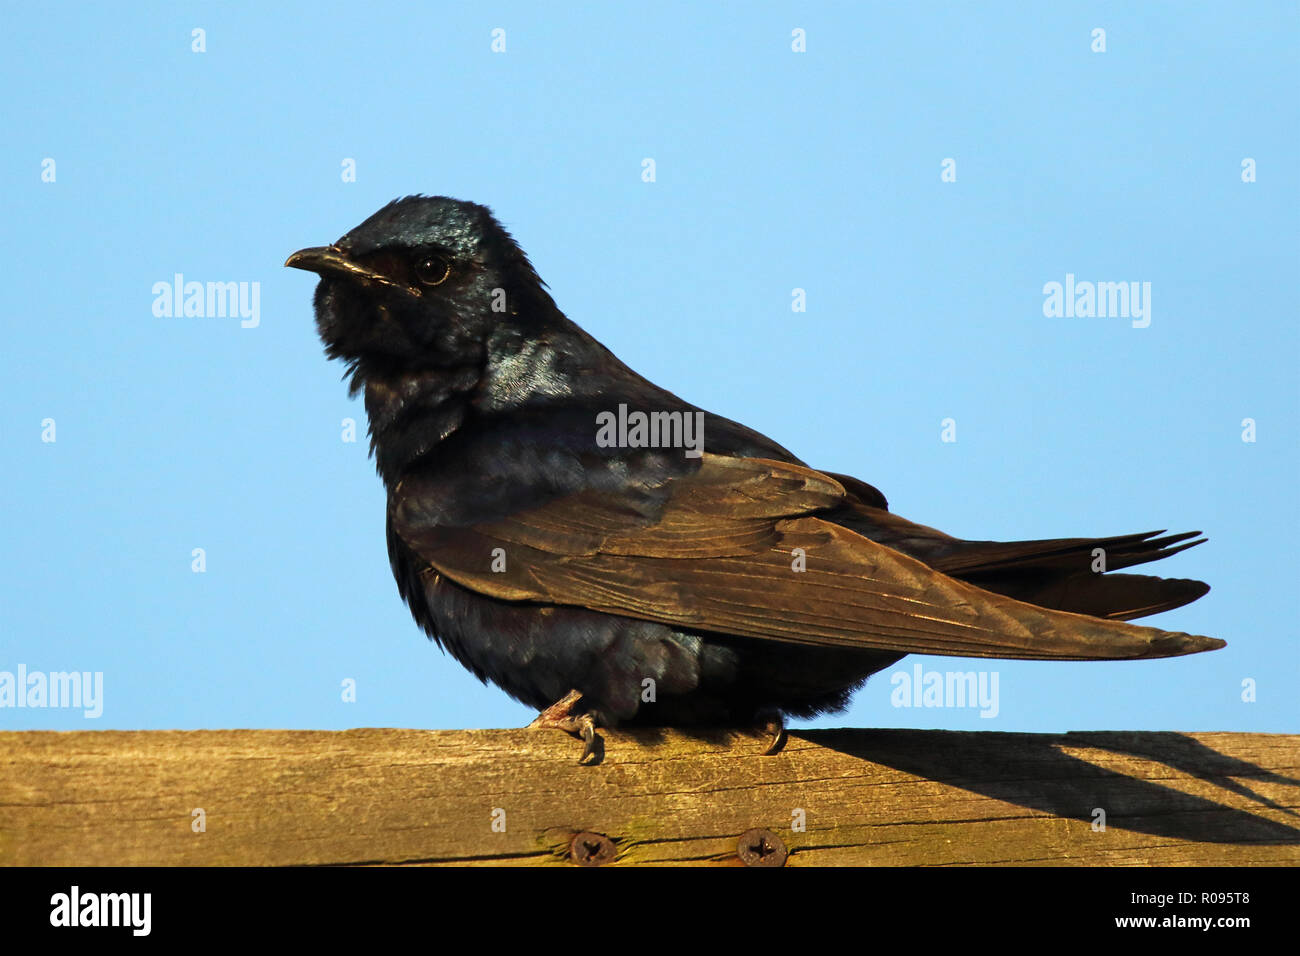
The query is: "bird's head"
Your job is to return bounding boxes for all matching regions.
[286,195,551,386]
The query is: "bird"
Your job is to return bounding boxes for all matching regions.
[286,195,1223,763]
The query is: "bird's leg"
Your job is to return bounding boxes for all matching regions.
[757,709,787,756]
[528,689,604,764]
[528,688,585,727]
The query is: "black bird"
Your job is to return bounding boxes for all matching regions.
[286,196,1222,761]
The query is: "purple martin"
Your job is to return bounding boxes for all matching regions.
[287,196,1221,762]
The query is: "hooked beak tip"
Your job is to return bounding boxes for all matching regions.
[285,246,333,271]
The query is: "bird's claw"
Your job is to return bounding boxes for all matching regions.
[529,689,604,764]
[759,712,787,756]
[577,714,602,765]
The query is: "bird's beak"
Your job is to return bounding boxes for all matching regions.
[284,246,409,292]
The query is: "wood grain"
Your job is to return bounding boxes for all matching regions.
[1,728,1296,866]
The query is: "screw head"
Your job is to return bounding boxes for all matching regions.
[737,828,788,867]
[569,831,616,866]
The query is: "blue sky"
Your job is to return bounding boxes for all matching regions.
[2,3,1295,736]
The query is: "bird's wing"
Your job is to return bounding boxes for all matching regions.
[391,454,1223,660]
[827,503,1211,620]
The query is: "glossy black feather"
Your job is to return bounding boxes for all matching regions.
[288,195,1219,727]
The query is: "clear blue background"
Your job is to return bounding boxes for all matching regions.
[2,2,1295,734]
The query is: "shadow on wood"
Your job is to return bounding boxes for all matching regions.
[1,728,1297,865]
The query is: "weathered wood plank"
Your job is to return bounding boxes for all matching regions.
[1,728,1296,866]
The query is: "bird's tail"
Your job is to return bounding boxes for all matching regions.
[831,496,1212,624]
[932,529,1209,621]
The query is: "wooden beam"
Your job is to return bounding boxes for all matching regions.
[1,728,1297,865]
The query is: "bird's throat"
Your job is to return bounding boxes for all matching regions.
[364,364,481,485]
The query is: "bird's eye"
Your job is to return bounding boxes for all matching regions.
[415,255,451,287]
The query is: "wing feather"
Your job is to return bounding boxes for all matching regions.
[392,454,1223,661]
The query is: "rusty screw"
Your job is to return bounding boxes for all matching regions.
[737,828,788,867]
[569,831,616,866]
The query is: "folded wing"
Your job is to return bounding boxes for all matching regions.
[392,454,1223,661]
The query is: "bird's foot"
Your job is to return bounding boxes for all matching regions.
[757,710,787,756]
[528,689,604,765]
